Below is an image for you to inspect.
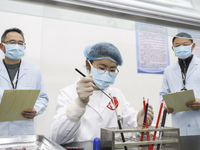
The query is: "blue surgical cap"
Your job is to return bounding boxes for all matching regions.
[84,42,123,66]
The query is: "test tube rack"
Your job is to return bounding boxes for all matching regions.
[100,126,180,150]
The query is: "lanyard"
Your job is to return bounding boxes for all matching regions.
[3,60,21,89]
[181,60,187,91]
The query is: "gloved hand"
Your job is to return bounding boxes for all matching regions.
[76,74,95,107]
[137,105,154,127]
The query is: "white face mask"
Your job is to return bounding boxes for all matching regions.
[3,43,25,60]
[88,61,117,89]
[173,44,193,59]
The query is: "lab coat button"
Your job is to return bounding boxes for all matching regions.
[187,124,191,127]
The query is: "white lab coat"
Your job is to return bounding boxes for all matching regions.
[160,55,200,136]
[50,82,138,144]
[0,59,48,136]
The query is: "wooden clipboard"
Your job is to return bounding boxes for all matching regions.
[163,89,195,113]
[0,89,40,122]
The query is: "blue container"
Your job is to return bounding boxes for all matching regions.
[93,137,100,150]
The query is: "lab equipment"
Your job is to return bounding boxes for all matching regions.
[6,146,26,150]
[0,135,65,150]
[93,137,100,150]
[100,126,180,150]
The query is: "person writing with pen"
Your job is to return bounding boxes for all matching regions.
[160,32,200,136]
[50,42,154,144]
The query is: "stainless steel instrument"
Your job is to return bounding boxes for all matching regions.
[100,126,180,150]
[0,135,65,150]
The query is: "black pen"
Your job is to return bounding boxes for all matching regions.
[75,68,86,77]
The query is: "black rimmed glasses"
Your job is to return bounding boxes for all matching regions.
[5,40,26,46]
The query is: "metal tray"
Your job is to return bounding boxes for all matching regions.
[0,135,65,150]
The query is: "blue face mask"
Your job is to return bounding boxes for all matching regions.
[90,64,117,89]
[173,44,193,59]
[3,43,25,60]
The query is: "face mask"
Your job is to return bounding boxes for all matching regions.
[90,63,117,89]
[173,44,193,59]
[3,43,25,60]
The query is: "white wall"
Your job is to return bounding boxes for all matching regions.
[0,7,178,138]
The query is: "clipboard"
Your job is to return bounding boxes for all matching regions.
[0,89,40,122]
[163,89,195,113]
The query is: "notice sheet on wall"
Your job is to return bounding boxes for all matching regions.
[135,22,170,74]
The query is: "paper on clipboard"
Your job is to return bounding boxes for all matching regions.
[163,89,195,113]
[0,89,40,122]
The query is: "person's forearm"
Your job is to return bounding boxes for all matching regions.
[50,114,81,144]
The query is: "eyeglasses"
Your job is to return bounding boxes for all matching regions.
[5,40,26,46]
[89,61,119,77]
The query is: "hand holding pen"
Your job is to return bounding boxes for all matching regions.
[76,74,95,105]
[137,104,154,127]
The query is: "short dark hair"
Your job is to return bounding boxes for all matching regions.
[1,28,25,43]
[172,32,193,44]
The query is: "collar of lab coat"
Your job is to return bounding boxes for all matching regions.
[0,59,28,83]
[173,55,199,79]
